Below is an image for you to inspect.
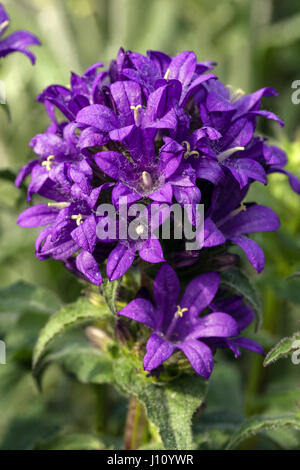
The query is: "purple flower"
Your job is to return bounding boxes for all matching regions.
[0,4,40,63]
[118,264,240,378]
[93,132,200,208]
[16,47,300,288]
[17,162,109,285]
[207,295,264,357]
[203,177,280,273]
[97,201,170,281]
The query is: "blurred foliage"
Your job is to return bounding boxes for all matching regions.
[0,0,300,450]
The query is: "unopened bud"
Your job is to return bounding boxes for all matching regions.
[213,253,240,271]
[85,326,113,351]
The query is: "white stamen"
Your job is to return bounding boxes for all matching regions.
[47,202,70,209]
[164,68,171,80]
[141,171,152,189]
[217,147,245,163]
[0,20,9,34]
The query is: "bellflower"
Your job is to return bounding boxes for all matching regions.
[0,4,40,63]
[207,295,264,357]
[203,176,280,273]
[16,47,300,289]
[118,264,242,378]
[17,161,108,285]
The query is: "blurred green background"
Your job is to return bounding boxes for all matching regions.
[0,0,300,450]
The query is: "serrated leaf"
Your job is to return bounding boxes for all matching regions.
[36,343,114,385]
[263,331,300,367]
[101,277,120,314]
[35,432,104,450]
[32,297,111,369]
[113,356,207,450]
[220,268,262,329]
[225,414,300,450]
[0,282,61,315]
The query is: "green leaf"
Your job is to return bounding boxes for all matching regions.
[269,279,300,305]
[220,268,262,329]
[32,297,111,369]
[101,277,120,314]
[263,331,300,367]
[36,343,114,384]
[0,104,11,121]
[0,281,61,315]
[35,432,104,450]
[225,414,300,450]
[113,356,207,450]
[0,169,16,184]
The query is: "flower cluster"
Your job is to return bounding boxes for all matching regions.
[0,4,40,63]
[16,47,300,377]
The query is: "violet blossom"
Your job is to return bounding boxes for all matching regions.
[0,4,40,64]
[118,264,259,378]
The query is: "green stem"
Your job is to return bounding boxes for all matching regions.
[123,396,145,450]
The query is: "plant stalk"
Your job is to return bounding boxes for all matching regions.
[123,396,145,450]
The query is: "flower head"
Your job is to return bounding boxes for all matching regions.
[15,47,300,286]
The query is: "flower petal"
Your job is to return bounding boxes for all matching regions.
[221,204,280,236]
[230,235,265,273]
[17,204,58,228]
[153,264,180,315]
[94,151,131,180]
[143,334,176,371]
[71,215,97,252]
[76,250,102,285]
[138,237,165,263]
[178,339,214,378]
[107,243,136,281]
[76,104,119,132]
[181,272,220,314]
[118,298,157,329]
[189,312,239,339]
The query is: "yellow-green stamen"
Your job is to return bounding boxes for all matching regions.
[182,141,200,159]
[71,214,84,226]
[130,104,142,124]
[230,203,247,218]
[175,305,188,318]
[41,155,55,171]
[227,84,245,102]
[164,68,171,80]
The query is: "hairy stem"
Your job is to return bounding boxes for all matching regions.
[123,396,145,450]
